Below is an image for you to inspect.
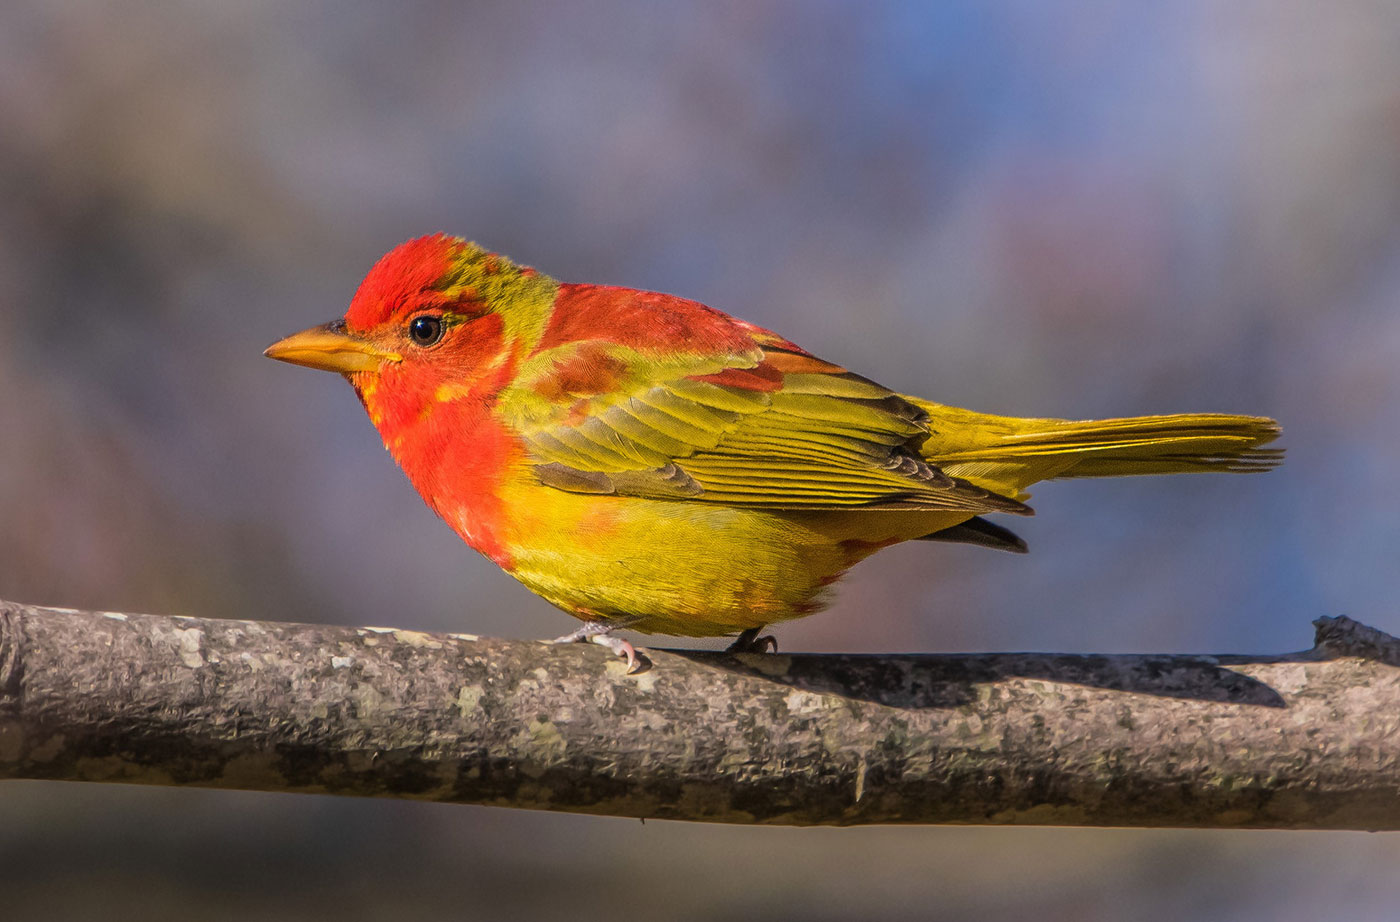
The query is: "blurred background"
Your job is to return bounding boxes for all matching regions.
[2,0,1398,918]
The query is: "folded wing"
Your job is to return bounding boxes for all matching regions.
[499,293,1030,517]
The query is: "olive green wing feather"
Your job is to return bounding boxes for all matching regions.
[499,326,1029,516]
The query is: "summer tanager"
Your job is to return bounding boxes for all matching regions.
[266,234,1280,670]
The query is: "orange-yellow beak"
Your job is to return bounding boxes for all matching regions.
[264,322,401,374]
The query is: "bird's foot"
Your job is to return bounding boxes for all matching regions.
[550,621,646,674]
[726,627,778,654]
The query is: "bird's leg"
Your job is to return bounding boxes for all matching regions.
[550,619,644,674]
[726,626,778,654]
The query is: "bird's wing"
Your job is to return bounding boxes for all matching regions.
[497,291,1029,515]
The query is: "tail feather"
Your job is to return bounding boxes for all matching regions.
[995,414,1283,478]
[906,401,1281,497]
[917,516,1029,553]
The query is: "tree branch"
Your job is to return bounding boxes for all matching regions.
[1,598,1397,828]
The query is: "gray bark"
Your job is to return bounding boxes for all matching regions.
[1,598,1397,828]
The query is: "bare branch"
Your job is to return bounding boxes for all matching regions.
[1,599,1397,828]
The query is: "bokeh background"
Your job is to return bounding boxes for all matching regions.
[2,1,1399,919]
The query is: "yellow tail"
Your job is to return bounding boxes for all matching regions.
[908,400,1282,500]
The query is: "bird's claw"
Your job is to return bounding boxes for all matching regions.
[726,627,778,654]
[588,632,642,673]
[550,622,646,674]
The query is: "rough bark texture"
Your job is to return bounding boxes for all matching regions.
[1,598,1398,828]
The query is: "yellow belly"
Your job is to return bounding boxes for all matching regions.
[494,480,968,636]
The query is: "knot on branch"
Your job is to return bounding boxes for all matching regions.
[1312,615,1400,665]
[0,604,21,703]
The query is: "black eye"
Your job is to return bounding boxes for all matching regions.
[408,315,443,346]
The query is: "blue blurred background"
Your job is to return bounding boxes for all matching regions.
[2,1,1398,918]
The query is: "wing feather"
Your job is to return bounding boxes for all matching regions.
[498,300,1030,516]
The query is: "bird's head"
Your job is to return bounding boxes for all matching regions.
[265,234,559,431]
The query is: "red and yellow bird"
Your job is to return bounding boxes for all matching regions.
[266,234,1280,670]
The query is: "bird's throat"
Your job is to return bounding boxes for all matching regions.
[354,369,522,567]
